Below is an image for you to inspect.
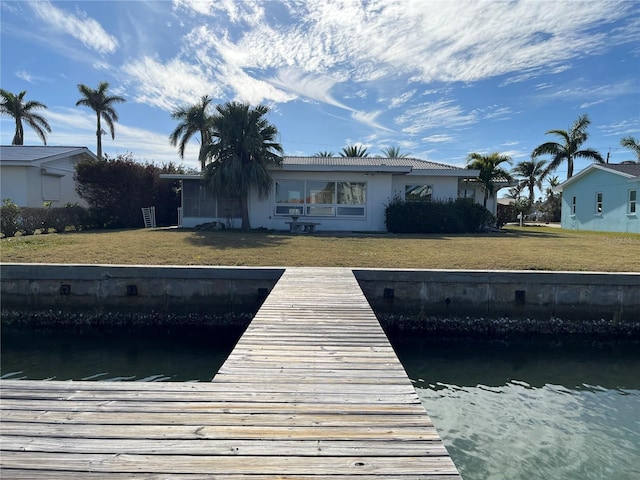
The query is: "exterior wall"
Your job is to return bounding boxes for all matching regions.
[0,166,29,205]
[561,169,639,233]
[0,159,85,207]
[391,175,460,202]
[178,172,493,232]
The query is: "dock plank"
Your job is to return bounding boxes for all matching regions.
[1,267,461,478]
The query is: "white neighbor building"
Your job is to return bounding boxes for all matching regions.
[162,157,489,232]
[0,146,97,207]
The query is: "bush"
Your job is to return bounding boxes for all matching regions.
[0,201,89,237]
[19,208,49,235]
[385,197,495,234]
[1,199,21,237]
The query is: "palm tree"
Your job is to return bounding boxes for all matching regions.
[379,146,409,158]
[466,152,513,208]
[76,81,126,159]
[204,101,283,230]
[340,145,369,157]
[169,95,214,170]
[312,151,335,157]
[512,158,548,204]
[532,114,603,179]
[0,89,51,145]
[620,136,640,163]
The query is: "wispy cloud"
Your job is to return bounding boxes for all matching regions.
[423,134,456,143]
[121,56,219,111]
[42,108,194,166]
[396,100,477,135]
[29,1,118,54]
[15,70,33,83]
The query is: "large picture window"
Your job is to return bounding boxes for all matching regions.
[275,181,366,217]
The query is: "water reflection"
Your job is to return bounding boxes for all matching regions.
[394,336,640,480]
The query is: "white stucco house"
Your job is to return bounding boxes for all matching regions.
[553,162,639,233]
[161,156,494,232]
[0,146,97,207]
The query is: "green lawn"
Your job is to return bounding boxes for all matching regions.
[2,226,639,272]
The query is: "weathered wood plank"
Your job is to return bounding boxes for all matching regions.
[0,451,460,475]
[0,267,460,478]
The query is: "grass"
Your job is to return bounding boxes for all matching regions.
[1,226,639,272]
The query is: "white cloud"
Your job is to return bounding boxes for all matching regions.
[29,1,118,54]
[351,110,392,132]
[173,0,265,25]
[16,70,33,83]
[121,56,219,111]
[423,134,456,143]
[396,100,477,135]
[43,108,196,167]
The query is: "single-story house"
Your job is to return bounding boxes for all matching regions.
[161,156,500,232]
[0,146,97,207]
[553,162,639,233]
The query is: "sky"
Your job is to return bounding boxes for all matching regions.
[1,0,639,194]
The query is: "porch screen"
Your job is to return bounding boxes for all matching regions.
[183,180,241,218]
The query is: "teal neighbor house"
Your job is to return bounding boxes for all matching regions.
[554,163,639,233]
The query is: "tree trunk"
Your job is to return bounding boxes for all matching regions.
[13,118,23,145]
[96,113,102,159]
[240,194,250,230]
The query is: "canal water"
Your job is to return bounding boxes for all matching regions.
[2,327,639,479]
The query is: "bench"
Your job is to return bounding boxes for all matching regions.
[285,221,321,233]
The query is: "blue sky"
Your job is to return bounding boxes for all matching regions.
[1,0,639,191]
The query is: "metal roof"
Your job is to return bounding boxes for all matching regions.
[282,156,465,170]
[601,163,640,178]
[0,146,98,164]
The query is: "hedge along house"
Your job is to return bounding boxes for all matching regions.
[0,145,96,207]
[553,163,640,233]
[161,157,488,232]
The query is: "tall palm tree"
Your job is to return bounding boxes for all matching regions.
[312,151,335,157]
[76,81,126,159]
[466,152,513,207]
[0,89,51,145]
[204,101,283,230]
[340,145,369,157]
[379,146,409,158]
[620,136,640,163]
[512,158,548,204]
[169,95,214,170]
[532,114,603,179]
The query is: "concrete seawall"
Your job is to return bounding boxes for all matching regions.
[2,264,639,333]
[354,268,640,322]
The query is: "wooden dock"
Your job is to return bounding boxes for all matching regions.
[0,267,461,478]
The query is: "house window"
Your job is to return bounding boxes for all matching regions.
[275,181,366,217]
[629,190,637,214]
[405,184,433,201]
[595,192,603,214]
[42,174,62,201]
[571,196,576,215]
[459,188,475,200]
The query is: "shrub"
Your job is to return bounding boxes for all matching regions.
[1,199,21,237]
[385,197,495,233]
[74,154,185,229]
[19,207,49,235]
